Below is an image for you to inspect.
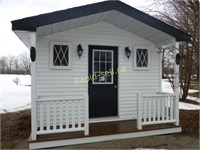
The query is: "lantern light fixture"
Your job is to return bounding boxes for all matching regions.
[77,44,83,58]
[125,47,131,59]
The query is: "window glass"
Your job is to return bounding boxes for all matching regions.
[53,44,69,66]
[94,51,99,61]
[93,50,113,84]
[136,49,148,67]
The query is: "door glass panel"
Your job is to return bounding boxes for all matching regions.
[106,75,111,82]
[93,50,113,84]
[93,72,99,83]
[101,62,106,72]
[100,75,106,83]
[100,52,106,61]
[106,52,111,61]
[106,63,112,71]
[94,62,99,72]
[94,51,99,61]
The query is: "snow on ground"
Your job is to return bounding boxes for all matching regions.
[179,102,200,110]
[162,79,200,110]
[0,74,31,113]
[0,75,199,113]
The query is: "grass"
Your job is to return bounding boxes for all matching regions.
[1,142,16,149]
[189,80,199,90]
[188,80,199,99]
[188,92,199,98]
[1,109,31,149]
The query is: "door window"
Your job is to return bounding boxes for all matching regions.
[93,50,113,84]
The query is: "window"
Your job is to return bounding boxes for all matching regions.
[50,42,72,69]
[93,50,113,84]
[134,48,150,70]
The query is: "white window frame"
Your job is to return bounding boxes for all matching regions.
[133,47,150,70]
[50,42,72,70]
[92,49,114,85]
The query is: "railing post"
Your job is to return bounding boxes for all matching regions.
[137,92,142,130]
[174,42,180,126]
[84,94,89,135]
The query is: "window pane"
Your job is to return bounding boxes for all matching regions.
[100,52,106,61]
[94,72,99,83]
[100,75,106,83]
[106,52,112,61]
[53,44,69,66]
[136,49,148,67]
[94,51,99,61]
[100,62,106,72]
[106,63,112,71]
[106,75,111,82]
[94,62,99,72]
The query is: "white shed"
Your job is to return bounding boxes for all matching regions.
[12,1,190,149]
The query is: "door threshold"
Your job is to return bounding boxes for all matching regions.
[89,116,131,123]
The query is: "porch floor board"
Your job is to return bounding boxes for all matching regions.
[30,120,178,143]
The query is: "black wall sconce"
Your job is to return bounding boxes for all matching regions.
[77,44,83,58]
[125,47,131,59]
[30,46,36,62]
[175,53,181,65]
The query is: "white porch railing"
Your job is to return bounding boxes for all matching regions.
[34,94,89,138]
[137,93,178,130]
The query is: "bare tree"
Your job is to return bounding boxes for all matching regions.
[7,55,15,74]
[13,56,19,70]
[149,0,199,100]
[19,52,31,75]
[0,56,8,74]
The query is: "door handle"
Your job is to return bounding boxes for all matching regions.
[114,85,118,88]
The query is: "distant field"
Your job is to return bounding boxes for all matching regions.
[0,74,31,113]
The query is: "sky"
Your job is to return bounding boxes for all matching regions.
[0,0,152,57]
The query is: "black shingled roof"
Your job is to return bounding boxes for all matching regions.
[11,0,191,42]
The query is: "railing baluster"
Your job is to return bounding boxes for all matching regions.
[59,101,63,129]
[40,102,43,131]
[66,101,69,129]
[166,97,169,120]
[144,97,146,123]
[170,96,173,120]
[153,97,156,122]
[157,98,160,121]
[148,97,151,122]
[46,102,50,131]
[53,101,56,130]
[78,100,81,128]
[137,93,142,130]
[162,97,165,121]
[72,100,75,128]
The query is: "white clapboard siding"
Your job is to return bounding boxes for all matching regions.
[36,21,161,119]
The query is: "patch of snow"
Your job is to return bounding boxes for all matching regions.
[179,102,200,110]
[188,89,199,93]
[162,79,174,94]
[0,74,31,114]
[186,96,200,103]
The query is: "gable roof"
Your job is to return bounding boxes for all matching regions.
[11,0,191,42]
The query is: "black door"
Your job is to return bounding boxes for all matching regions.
[88,45,118,118]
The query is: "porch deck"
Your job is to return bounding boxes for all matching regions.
[29,120,181,149]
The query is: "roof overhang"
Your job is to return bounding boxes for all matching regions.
[12,0,191,47]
